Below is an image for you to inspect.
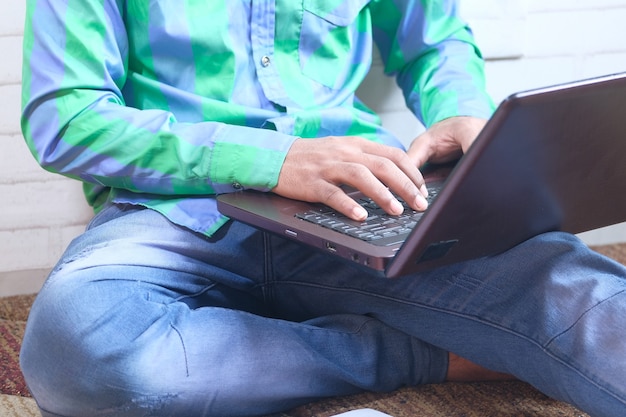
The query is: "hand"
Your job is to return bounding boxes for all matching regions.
[407,116,487,168]
[273,136,430,221]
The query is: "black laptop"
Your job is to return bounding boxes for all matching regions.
[217,73,626,278]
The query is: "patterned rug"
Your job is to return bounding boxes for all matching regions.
[0,294,34,398]
[2,243,625,417]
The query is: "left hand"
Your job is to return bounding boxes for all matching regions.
[407,116,488,168]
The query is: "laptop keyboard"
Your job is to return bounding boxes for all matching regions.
[295,185,441,247]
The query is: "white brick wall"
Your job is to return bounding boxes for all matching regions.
[2,0,626,296]
[0,2,93,295]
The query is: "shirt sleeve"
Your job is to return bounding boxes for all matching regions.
[20,0,295,209]
[369,0,496,127]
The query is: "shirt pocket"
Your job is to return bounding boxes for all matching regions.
[299,0,371,90]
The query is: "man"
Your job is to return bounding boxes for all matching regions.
[19,1,626,416]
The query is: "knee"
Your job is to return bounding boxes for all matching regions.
[20,285,191,416]
[21,307,259,417]
[19,279,280,416]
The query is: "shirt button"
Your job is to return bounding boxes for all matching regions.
[261,56,271,67]
[232,182,243,190]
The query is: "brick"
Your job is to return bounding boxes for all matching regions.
[524,8,626,57]
[0,223,87,293]
[0,36,23,84]
[0,134,52,184]
[0,84,21,135]
[0,228,54,272]
[580,9,626,54]
[485,57,579,102]
[470,17,526,59]
[524,11,586,57]
[528,0,626,12]
[0,269,49,296]
[0,3,25,36]
[580,52,626,78]
[461,0,527,59]
[0,180,93,231]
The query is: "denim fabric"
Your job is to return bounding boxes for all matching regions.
[20,204,626,417]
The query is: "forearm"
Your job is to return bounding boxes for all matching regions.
[21,0,295,200]
[22,88,293,196]
[398,31,495,126]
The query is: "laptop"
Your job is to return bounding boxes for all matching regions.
[217,73,626,278]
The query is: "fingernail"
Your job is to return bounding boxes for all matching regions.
[391,199,404,215]
[420,183,429,197]
[415,194,428,210]
[353,206,368,220]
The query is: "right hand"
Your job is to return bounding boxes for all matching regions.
[407,116,487,168]
[272,136,430,221]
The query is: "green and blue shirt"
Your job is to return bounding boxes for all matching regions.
[22,0,494,236]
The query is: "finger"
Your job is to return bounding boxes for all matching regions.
[354,142,424,184]
[406,132,434,169]
[356,142,429,207]
[318,161,398,217]
[360,152,429,213]
[315,181,369,221]
[383,147,430,202]
[329,159,422,217]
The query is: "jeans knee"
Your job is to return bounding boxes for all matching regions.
[20,282,194,416]
[21,307,270,417]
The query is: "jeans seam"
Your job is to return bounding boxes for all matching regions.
[168,323,190,377]
[545,289,626,348]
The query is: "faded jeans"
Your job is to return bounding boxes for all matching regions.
[20,204,626,416]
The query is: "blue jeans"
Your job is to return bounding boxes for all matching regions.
[20,204,626,417]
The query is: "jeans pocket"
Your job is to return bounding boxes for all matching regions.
[299,0,371,89]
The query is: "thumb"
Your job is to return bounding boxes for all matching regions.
[406,131,434,169]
